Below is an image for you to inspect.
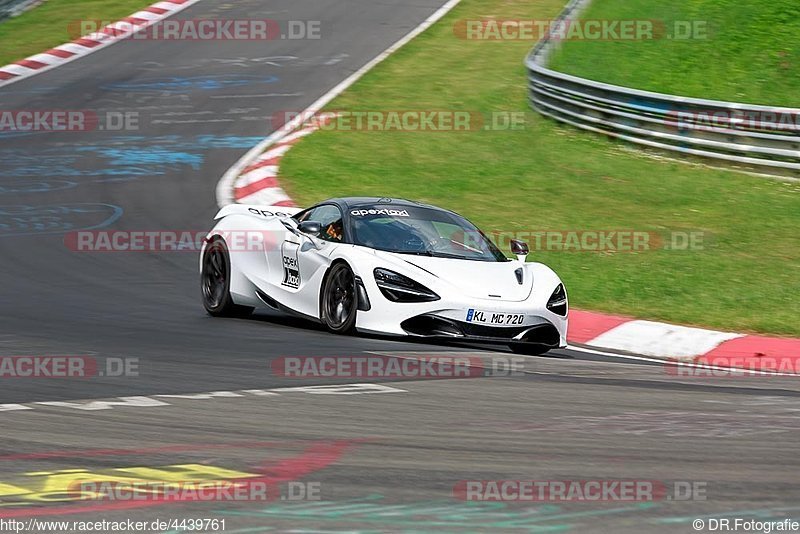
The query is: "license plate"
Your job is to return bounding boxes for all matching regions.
[466,309,524,325]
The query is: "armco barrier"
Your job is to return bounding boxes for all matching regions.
[526,0,800,176]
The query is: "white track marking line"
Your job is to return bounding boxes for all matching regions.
[216,0,464,207]
[368,347,800,378]
[1,384,406,414]
[566,344,800,377]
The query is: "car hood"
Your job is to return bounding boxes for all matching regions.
[373,250,534,302]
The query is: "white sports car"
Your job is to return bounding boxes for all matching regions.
[201,197,567,354]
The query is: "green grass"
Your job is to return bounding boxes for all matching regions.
[0,0,153,66]
[279,0,800,337]
[549,0,800,106]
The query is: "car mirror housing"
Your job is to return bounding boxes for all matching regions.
[510,239,529,261]
[298,220,322,236]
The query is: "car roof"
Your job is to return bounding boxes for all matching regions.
[321,197,442,211]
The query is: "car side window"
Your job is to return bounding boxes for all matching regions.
[294,209,312,223]
[302,205,344,242]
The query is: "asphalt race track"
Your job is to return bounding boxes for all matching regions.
[1,1,799,532]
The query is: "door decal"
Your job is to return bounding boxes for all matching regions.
[281,240,301,288]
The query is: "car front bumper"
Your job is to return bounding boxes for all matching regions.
[399,313,564,347]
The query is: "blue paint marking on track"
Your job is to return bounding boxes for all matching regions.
[0,135,266,182]
[101,75,279,93]
[76,147,204,169]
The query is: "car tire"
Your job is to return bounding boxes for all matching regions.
[201,238,253,318]
[508,343,551,356]
[321,262,358,334]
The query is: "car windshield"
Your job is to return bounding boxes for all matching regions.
[349,204,509,262]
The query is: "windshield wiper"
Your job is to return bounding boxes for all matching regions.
[427,252,472,259]
[394,250,435,256]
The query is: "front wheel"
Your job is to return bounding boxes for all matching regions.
[321,263,357,334]
[201,238,252,317]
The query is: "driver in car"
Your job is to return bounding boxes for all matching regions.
[325,220,343,241]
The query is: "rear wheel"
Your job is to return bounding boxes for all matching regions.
[508,343,551,356]
[321,263,357,334]
[201,238,252,317]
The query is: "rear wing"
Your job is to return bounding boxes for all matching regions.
[214,204,303,220]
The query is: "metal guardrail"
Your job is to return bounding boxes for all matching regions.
[525,0,800,175]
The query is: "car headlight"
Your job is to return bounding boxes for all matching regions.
[546,284,567,316]
[374,268,440,302]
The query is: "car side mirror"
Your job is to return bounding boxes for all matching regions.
[510,239,529,261]
[297,220,322,236]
